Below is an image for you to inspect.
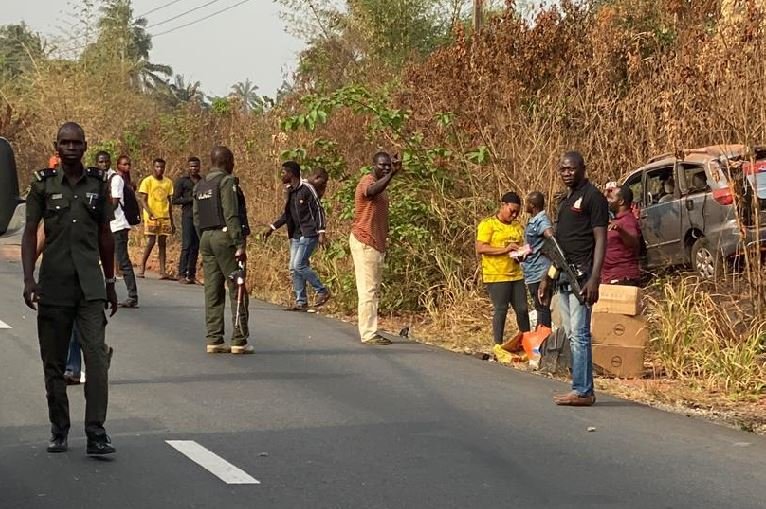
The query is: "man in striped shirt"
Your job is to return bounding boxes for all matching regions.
[350,151,400,345]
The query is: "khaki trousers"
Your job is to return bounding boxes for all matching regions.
[349,234,384,341]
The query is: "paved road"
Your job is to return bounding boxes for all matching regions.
[1,245,765,509]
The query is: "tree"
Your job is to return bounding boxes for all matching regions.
[229,79,267,113]
[86,0,172,91]
[277,0,481,91]
[0,23,46,83]
[170,75,205,104]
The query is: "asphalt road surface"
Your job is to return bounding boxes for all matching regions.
[1,243,765,509]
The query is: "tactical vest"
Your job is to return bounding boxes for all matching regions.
[195,175,226,231]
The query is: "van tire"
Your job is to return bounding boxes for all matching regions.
[691,238,723,280]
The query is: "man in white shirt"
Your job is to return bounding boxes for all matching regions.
[98,152,138,308]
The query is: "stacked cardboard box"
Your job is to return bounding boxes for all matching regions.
[591,285,647,378]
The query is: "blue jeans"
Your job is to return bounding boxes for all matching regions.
[558,290,593,396]
[65,323,82,376]
[289,236,326,305]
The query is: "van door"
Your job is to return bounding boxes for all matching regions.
[678,163,719,259]
[641,165,684,266]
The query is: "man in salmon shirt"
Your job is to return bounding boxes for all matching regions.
[349,151,400,345]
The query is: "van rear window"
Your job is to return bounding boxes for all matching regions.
[743,160,766,199]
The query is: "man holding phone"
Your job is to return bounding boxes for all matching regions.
[349,151,400,345]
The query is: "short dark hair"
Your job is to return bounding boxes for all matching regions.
[501,192,521,205]
[96,150,110,160]
[188,156,201,164]
[312,167,329,177]
[282,160,301,178]
[561,150,585,171]
[527,191,545,209]
[153,158,166,166]
[617,185,634,204]
[372,151,389,163]
[57,122,85,142]
[117,154,131,163]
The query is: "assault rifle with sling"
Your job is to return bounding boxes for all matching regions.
[540,235,587,305]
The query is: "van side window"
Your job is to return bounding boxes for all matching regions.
[681,164,709,195]
[625,173,643,206]
[645,167,675,205]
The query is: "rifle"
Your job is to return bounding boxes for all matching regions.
[540,236,587,305]
[228,260,246,334]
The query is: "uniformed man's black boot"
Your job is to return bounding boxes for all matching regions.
[47,434,68,453]
[86,433,115,455]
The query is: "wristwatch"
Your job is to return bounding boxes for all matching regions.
[104,277,117,284]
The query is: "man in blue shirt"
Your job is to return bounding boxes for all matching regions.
[521,191,553,328]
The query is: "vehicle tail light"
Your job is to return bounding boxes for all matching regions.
[712,186,734,205]
[742,161,766,175]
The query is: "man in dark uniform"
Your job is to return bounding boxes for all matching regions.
[173,156,202,284]
[193,146,252,354]
[21,122,118,455]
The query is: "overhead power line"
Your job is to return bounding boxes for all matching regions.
[49,0,252,55]
[147,0,226,28]
[138,0,187,18]
[151,0,253,38]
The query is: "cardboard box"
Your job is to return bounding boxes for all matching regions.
[592,284,642,316]
[591,312,649,347]
[592,345,645,378]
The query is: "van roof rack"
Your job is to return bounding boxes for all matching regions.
[646,151,678,164]
[646,145,753,165]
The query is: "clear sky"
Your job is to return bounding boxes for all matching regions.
[1,0,306,98]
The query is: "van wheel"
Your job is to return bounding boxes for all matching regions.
[691,238,722,280]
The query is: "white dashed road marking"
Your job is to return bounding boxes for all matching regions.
[0,320,10,329]
[166,440,261,485]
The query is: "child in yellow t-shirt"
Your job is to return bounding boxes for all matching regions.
[476,192,530,345]
[137,158,175,279]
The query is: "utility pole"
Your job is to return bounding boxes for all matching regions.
[473,0,484,31]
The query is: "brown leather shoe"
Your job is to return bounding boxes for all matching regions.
[314,290,331,308]
[554,391,596,406]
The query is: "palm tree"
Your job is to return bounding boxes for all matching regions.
[229,79,266,113]
[170,74,204,103]
[94,0,172,91]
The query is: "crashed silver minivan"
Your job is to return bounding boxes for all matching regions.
[621,145,766,279]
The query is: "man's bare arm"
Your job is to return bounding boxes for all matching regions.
[365,171,394,198]
[137,192,154,219]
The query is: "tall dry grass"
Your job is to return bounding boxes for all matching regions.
[646,277,766,395]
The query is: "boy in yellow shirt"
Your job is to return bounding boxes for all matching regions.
[137,158,175,279]
[476,192,530,346]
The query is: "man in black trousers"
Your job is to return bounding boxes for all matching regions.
[173,156,202,283]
